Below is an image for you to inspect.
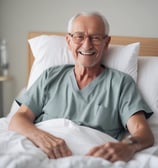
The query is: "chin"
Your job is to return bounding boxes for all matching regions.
[78,61,100,68]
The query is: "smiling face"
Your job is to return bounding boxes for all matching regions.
[66,15,110,68]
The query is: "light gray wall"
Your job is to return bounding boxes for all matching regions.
[0,0,158,116]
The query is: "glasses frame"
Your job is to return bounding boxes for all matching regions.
[68,33,107,45]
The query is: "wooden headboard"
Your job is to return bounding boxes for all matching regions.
[27,32,158,78]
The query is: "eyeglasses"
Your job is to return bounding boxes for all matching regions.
[69,32,107,45]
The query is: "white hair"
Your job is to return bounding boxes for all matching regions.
[67,12,110,35]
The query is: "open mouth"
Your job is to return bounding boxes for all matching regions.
[78,50,96,56]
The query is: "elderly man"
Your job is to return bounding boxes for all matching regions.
[9,12,154,162]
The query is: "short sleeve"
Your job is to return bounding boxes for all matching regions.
[119,75,153,128]
[15,70,49,117]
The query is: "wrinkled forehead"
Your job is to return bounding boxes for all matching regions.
[71,15,105,35]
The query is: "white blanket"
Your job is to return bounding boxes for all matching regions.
[0,118,158,168]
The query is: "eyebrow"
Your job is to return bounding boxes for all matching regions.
[73,32,104,36]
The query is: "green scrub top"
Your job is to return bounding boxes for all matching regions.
[16,65,153,140]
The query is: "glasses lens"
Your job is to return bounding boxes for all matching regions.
[91,35,103,45]
[70,33,106,45]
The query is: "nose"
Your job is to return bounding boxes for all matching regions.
[81,36,93,49]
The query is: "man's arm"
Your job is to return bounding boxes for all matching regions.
[8,105,72,159]
[86,111,154,162]
[124,111,154,152]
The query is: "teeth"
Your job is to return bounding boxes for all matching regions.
[79,51,95,55]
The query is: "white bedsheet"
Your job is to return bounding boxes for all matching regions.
[0,118,158,168]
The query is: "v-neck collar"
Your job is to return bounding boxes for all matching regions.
[69,67,106,98]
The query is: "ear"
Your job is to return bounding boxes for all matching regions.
[66,34,72,50]
[104,36,111,50]
[102,36,111,59]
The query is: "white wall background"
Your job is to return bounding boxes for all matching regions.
[0,0,158,116]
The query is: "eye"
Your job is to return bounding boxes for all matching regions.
[92,35,101,41]
[74,34,84,40]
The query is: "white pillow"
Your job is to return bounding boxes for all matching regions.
[27,35,140,89]
[37,118,117,155]
[137,56,158,129]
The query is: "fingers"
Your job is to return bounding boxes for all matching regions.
[52,146,72,159]
[86,142,134,162]
[46,138,72,159]
[86,146,100,156]
[86,143,116,162]
[34,130,72,159]
[52,140,72,159]
[52,146,62,158]
[59,141,72,157]
[86,145,109,158]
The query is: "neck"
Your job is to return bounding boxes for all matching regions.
[74,64,105,89]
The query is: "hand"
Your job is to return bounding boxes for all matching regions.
[86,142,135,162]
[30,129,72,159]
